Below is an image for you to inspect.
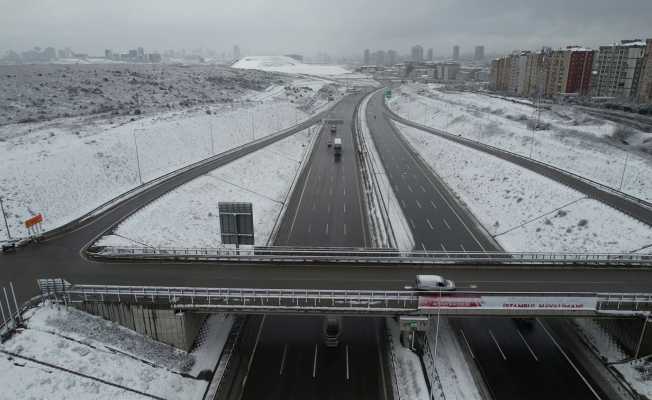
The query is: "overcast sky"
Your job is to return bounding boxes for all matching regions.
[1,0,651,58]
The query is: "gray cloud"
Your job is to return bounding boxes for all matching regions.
[1,0,651,58]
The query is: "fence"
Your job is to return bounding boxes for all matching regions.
[0,282,31,341]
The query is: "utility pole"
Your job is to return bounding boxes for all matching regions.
[132,128,144,186]
[209,122,215,155]
[619,152,630,191]
[0,197,11,240]
[250,112,255,141]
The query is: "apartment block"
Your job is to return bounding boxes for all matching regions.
[638,39,652,103]
[591,40,647,100]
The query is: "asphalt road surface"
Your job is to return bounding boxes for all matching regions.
[241,93,388,400]
[367,90,605,400]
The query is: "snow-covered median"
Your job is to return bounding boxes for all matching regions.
[386,318,430,400]
[98,128,315,248]
[396,122,652,252]
[388,84,652,202]
[0,303,233,400]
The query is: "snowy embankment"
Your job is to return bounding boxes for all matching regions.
[233,55,350,77]
[573,319,652,399]
[388,84,652,202]
[395,122,652,253]
[98,128,315,248]
[0,79,329,241]
[0,304,232,400]
[386,318,430,400]
[358,91,414,250]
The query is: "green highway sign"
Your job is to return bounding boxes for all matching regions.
[384,88,392,99]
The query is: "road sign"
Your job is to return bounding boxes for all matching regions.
[399,316,430,332]
[218,202,254,247]
[25,213,43,229]
[384,88,392,99]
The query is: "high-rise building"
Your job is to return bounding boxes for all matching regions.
[426,48,434,61]
[638,39,652,103]
[591,40,647,100]
[474,46,485,61]
[387,49,397,65]
[452,45,460,61]
[233,45,241,60]
[411,45,424,62]
[372,50,386,66]
[363,49,370,65]
[564,47,594,96]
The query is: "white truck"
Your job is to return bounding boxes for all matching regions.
[333,138,342,157]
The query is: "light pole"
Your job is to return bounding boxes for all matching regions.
[619,152,630,191]
[0,197,11,240]
[132,128,146,186]
[208,121,215,155]
[250,112,255,141]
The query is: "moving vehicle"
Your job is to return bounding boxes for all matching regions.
[330,124,336,133]
[333,138,342,157]
[323,316,342,348]
[327,139,332,147]
[411,275,455,291]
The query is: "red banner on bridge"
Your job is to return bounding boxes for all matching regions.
[418,295,597,311]
[25,213,43,228]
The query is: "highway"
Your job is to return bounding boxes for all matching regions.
[366,90,606,400]
[241,93,388,400]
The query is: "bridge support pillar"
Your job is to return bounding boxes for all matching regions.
[76,302,204,351]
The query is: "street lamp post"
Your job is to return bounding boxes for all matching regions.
[132,128,146,186]
[0,197,11,240]
[208,122,215,155]
[619,152,630,191]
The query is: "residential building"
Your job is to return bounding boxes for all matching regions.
[233,45,241,60]
[363,49,370,65]
[474,46,485,61]
[426,48,434,61]
[372,50,386,66]
[564,47,594,96]
[452,45,460,61]
[591,40,647,100]
[544,50,571,97]
[387,49,397,65]
[637,39,652,103]
[411,45,424,62]
[516,51,530,96]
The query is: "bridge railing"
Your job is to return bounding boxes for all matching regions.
[85,245,652,266]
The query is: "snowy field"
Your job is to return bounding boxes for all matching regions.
[573,319,652,399]
[233,55,350,77]
[0,72,332,241]
[0,304,233,400]
[396,122,652,253]
[388,84,652,202]
[98,128,315,248]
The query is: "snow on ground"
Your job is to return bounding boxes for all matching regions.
[233,55,350,77]
[396,122,652,252]
[427,319,483,400]
[97,128,315,248]
[189,314,234,376]
[388,84,652,202]
[573,319,652,399]
[0,89,322,241]
[0,303,214,400]
[386,318,430,400]
[358,91,414,250]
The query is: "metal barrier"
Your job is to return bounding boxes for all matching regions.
[85,245,652,266]
[36,279,652,317]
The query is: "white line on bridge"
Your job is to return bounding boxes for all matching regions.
[489,329,507,360]
[460,244,467,252]
[440,243,447,252]
[443,218,451,230]
[345,344,350,381]
[420,185,426,193]
[459,329,475,359]
[312,344,319,379]
[516,329,538,362]
[415,199,422,209]
[279,344,288,375]
[409,219,416,229]
[426,219,434,230]
[430,200,438,209]
[407,184,413,193]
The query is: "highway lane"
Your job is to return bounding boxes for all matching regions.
[241,93,387,400]
[366,90,607,400]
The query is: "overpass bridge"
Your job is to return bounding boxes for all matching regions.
[38,279,652,318]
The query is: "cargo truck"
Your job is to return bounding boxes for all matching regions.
[333,138,342,158]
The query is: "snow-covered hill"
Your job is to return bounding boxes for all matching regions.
[232,55,350,76]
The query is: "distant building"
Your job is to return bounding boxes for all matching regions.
[148,53,162,63]
[233,45,241,60]
[105,49,113,59]
[411,45,424,62]
[426,48,434,61]
[591,40,647,100]
[363,49,370,65]
[452,45,460,61]
[285,54,304,62]
[474,46,485,61]
[564,47,594,96]
[387,49,397,65]
[639,39,652,103]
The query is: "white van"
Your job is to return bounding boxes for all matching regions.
[414,275,455,291]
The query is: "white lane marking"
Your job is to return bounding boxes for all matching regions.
[440,243,447,252]
[409,219,416,229]
[374,322,389,400]
[537,320,602,399]
[421,242,427,251]
[329,187,333,196]
[516,329,539,362]
[328,203,331,213]
[407,184,413,193]
[288,166,312,236]
[325,224,329,235]
[312,344,319,379]
[430,200,438,209]
[344,224,347,236]
[308,224,312,233]
[312,202,316,210]
[343,187,347,196]
[401,199,406,208]
[420,185,426,193]
[426,219,434,230]
[345,344,350,381]
[443,218,451,230]
[460,244,467,252]
[488,329,507,360]
[415,199,422,209]
[343,203,347,214]
[279,344,288,375]
[459,329,475,359]
[242,315,266,388]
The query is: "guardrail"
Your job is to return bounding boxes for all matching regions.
[382,95,652,219]
[85,245,652,266]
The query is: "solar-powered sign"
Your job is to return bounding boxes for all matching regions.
[218,202,254,248]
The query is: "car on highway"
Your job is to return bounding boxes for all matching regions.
[323,316,342,348]
[330,124,336,133]
[411,275,456,291]
[327,139,332,147]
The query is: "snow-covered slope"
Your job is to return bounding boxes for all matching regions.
[233,55,350,76]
